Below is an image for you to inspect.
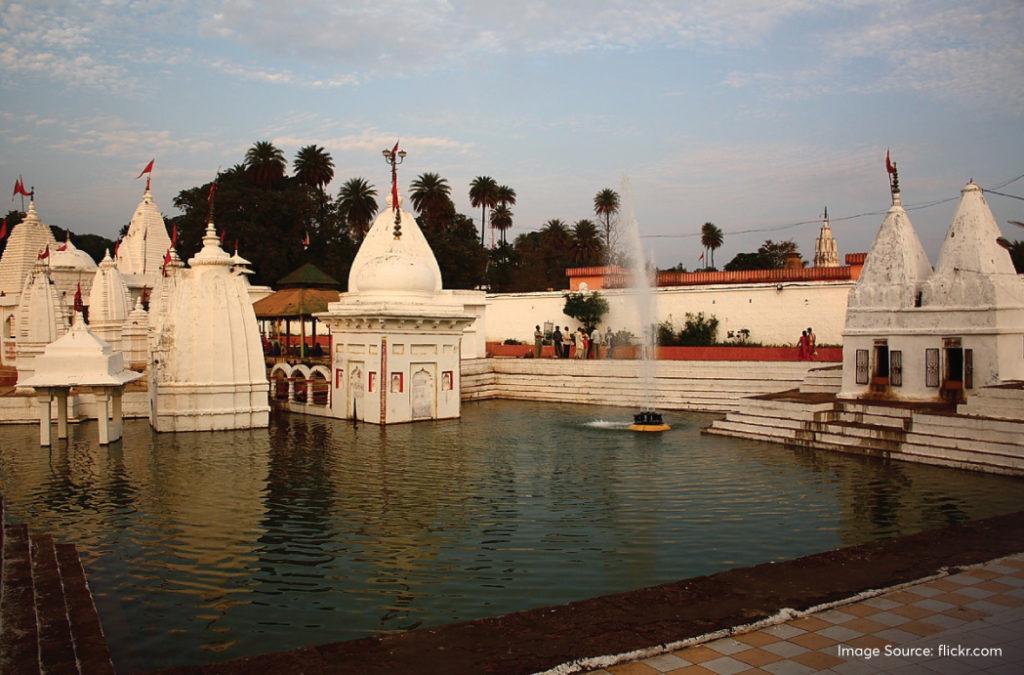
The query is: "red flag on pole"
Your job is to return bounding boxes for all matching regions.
[12,177,31,197]
[113,239,121,258]
[885,149,895,175]
[302,231,310,250]
[162,248,172,276]
[73,282,84,313]
[0,217,7,241]
[38,244,50,260]
[137,159,155,179]
[698,251,705,262]
[170,222,178,246]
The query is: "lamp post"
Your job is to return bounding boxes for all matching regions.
[382,144,407,238]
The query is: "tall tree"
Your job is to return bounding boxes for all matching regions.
[593,188,620,252]
[244,140,287,188]
[469,176,498,247]
[700,222,724,268]
[490,204,513,245]
[410,172,453,230]
[494,184,517,247]
[571,219,605,266]
[293,145,335,189]
[337,177,378,240]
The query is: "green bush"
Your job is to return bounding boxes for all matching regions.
[679,312,719,346]
[562,291,609,332]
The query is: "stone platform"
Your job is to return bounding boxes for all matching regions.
[0,498,113,674]
[460,359,821,413]
[705,384,1024,475]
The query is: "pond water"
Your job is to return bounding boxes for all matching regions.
[1,400,1023,671]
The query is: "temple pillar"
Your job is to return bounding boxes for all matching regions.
[55,388,69,440]
[95,389,111,445]
[37,389,52,447]
[287,378,295,402]
[111,389,123,442]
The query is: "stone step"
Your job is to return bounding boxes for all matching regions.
[31,534,78,675]
[957,401,1024,422]
[899,442,1024,473]
[912,413,1024,442]
[836,401,917,419]
[903,432,1024,461]
[834,410,910,430]
[0,523,40,674]
[54,543,115,675]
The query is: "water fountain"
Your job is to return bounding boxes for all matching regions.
[619,177,670,432]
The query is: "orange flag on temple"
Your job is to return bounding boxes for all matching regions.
[885,149,895,175]
[73,282,84,313]
[162,248,172,276]
[38,244,50,260]
[391,140,400,208]
[136,159,155,179]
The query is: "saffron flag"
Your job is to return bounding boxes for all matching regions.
[698,251,705,262]
[38,245,50,260]
[73,282,84,313]
[162,248,172,276]
[302,231,310,250]
[170,222,178,246]
[12,177,31,198]
[137,159,155,179]
[207,181,218,211]
[0,217,7,240]
[391,140,400,209]
[885,149,895,175]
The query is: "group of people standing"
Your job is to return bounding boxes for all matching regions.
[798,326,817,360]
[535,325,614,359]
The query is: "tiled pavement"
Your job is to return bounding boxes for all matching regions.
[586,553,1024,675]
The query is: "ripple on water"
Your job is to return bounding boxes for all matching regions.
[1,400,1023,670]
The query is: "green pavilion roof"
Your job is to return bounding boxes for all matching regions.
[276,262,340,290]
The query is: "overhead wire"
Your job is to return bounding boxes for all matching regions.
[639,171,1024,239]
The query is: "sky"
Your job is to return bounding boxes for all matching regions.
[1,0,1023,268]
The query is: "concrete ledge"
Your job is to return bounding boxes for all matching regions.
[161,510,1024,675]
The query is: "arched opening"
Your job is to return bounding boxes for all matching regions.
[411,367,435,420]
[310,370,329,406]
[292,372,308,404]
[271,367,290,401]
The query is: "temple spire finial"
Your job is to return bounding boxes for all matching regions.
[885,149,901,206]
[382,141,407,238]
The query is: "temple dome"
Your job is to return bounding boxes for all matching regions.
[922,181,1024,307]
[116,189,173,276]
[0,201,58,296]
[847,198,932,310]
[348,193,442,296]
[88,251,132,325]
[51,237,98,272]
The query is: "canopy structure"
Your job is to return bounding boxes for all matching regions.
[253,263,340,358]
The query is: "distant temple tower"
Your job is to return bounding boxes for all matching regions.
[116,184,173,303]
[14,260,68,383]
[0,201,57,298]
[813,207,840,268]
[87,251,133,351]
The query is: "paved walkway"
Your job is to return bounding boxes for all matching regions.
[588,553,1024,675]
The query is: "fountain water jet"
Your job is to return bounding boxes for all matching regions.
[619,177,670,432]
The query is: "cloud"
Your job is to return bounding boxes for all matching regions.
[209,60,358,88]
[271,129,472,155]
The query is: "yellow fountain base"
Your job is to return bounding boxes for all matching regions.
[628,424,672,432]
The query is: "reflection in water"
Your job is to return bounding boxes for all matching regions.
[1,400,1023,671]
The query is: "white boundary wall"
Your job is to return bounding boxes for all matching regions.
[485,281,853,346]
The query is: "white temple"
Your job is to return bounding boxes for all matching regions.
[813,207,840,268]
[0,201,58,361]
[318,192,476,424]
[116,186,173,300]
[14,260,68,383]
[149,219,269,432]
[49,233,98,310]
[840,176,1024,402]
[88,251,133,350]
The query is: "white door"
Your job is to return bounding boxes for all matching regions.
[411,367,435,419]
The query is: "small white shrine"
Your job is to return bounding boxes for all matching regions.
[0,201,58,359]
[14,260,68,383]
[88,251,133,350]
[19,312,141,445]
[813,207,840,268]
[840,169,1024,402]
[49,234,98,310]
[149,219,269,432]
[319,160,475,424]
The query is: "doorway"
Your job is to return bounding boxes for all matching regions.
[411,366,435,420]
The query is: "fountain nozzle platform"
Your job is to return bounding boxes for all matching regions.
[629,410,671,432]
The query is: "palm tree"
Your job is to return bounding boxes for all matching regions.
[337,178,378,240]
[496,185,516,207]
[572,219,604,266]
[244,140,287,188]
[293,145,335,189]
[490,204,513,245]
[221,164,247,180]
[469,176,498,247]
[593,188,620,251]
[701,222,724,268]
[410,172,453,226]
